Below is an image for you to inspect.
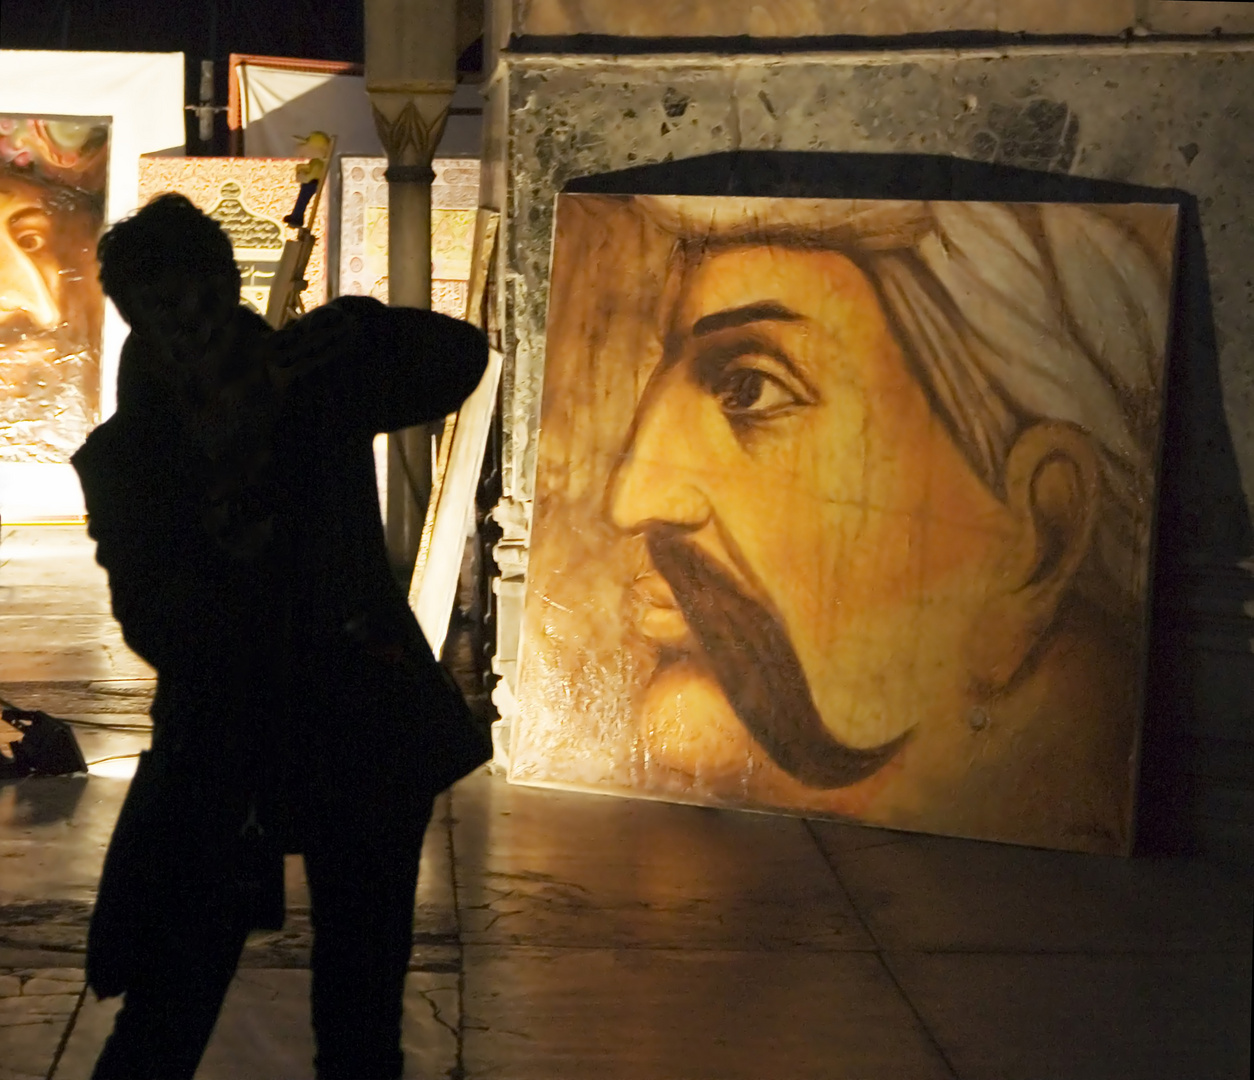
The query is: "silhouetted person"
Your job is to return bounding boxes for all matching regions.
[71,194,491,1080]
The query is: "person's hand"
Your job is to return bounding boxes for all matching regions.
[269,304,352,389]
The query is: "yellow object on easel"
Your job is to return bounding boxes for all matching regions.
[265,134,336,330]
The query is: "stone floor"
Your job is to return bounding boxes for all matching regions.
[1,524,1251,1080]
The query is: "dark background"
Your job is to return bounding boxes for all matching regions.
[0,0,483,153]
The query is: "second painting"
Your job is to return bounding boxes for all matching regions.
[510,193,1179,854]
[1,116,109,465]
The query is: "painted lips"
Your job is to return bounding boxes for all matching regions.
[627,569,692,645]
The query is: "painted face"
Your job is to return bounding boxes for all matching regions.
[1,174,68,335]
[1,172,104,459]
[608,244,1020,787]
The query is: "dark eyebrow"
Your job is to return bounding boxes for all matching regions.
[690,301,804,338]
[7,206,52,225]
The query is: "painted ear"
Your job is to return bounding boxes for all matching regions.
[968,422,1102,693]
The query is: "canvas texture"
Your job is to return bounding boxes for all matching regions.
[1,116,109,465]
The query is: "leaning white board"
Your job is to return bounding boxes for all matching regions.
[409,347,502,659]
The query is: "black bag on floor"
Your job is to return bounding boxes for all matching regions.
[0,705,87,779]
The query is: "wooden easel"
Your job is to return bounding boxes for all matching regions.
[264,136,336,330]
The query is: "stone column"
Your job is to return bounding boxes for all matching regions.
[365,0,456,583]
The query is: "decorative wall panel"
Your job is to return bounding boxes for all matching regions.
[138,157,329,317]
[338,156,482,521]
[338,156,480,316]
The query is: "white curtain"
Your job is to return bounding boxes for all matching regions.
[236,62,482,159]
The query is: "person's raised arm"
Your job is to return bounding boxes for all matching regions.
[272,295,489,435]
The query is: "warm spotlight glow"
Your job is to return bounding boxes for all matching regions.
[87,755,140,780]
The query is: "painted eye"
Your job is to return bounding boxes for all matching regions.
[8,208,53,254]
[13,225,46,253]
[714,366,799,416]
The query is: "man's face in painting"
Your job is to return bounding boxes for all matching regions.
[0,170,105,454]
[608,244,1020,788]
[0,172,65,336]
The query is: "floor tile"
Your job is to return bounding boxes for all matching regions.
[242,806,460,970]
[198,970,313,1080]
[0,585,113,617]
[49,992,119,1080]
[0,616,121,649]
[0,968,83,1080]
[0,681,155,718]
[6,522,1252,1080]
[0,618,153,682]
[416,792,459,940]
[886,950,1253,1080]
[56,970,458,1080]
[809,820,1254,953]
[71,728,150,781]
[462,944,952,1080]
[0,526,150,683]
[0,778,128,908]
[454,771,870,950]
[0,951,85,969]
[0,527,103,590]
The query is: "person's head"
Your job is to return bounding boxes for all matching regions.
[607,199,1169,788]
[98,193,241,355]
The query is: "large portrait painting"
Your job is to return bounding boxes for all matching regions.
[1,116,109,464]
[509,194,1180,854]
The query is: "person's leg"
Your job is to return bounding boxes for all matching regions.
[90,904,251,1080]
[303,795,434,1080]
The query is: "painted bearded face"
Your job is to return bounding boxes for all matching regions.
[0,171,104,459]
[1,172,100,350]
[608,244,1028,788]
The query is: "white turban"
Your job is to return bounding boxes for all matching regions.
[637,196,1173,620]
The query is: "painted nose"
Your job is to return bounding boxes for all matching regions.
[0,231,59,330]
[609,384,712,535]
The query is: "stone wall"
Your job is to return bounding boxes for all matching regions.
[491,0,1254,41]
[481,36,1254,862]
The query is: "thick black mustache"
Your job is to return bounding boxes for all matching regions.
[646,529,910,789]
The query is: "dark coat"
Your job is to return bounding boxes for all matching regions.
[72,297,491,997]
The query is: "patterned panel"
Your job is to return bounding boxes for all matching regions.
[338,156,479,316]
[137,157,329,317]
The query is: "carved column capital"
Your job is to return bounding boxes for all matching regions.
[364,0,458,580]
[368,87,454,169]
[364,0,456,171]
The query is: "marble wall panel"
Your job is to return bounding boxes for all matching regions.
[1146,2,1254,35]
[501,0,1141,39]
